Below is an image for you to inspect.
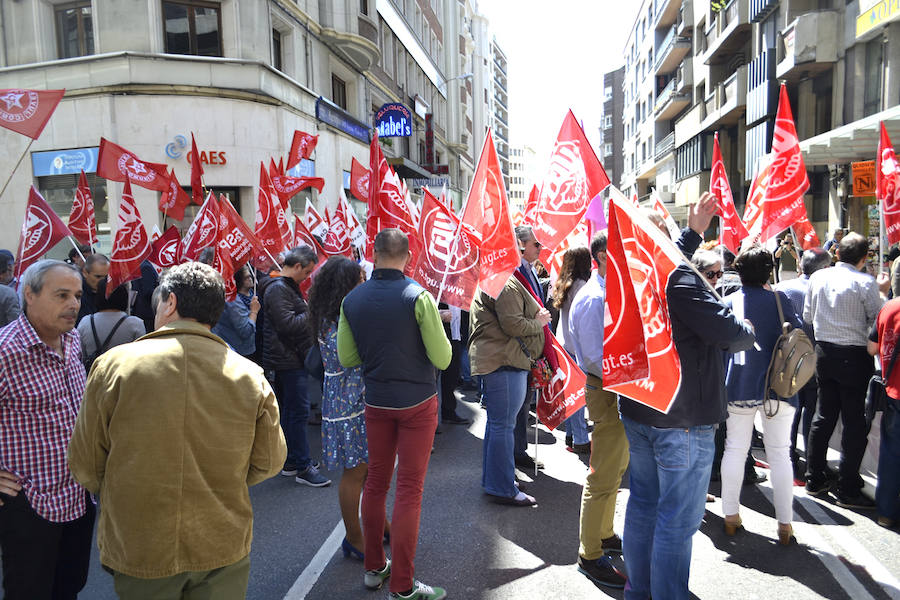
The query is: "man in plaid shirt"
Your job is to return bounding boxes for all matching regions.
[0,259,94,600]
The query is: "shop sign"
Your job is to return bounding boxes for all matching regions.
[32,147,98,176]
[287,158,316,178]
[857,0,900,38]
[852,160,876,196]
[374,103,412,137]
[316,97,370,144]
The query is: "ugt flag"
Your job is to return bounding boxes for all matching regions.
[287,130,318,170]
[877,122,900,245]
[148,225,181,268]
[159,169,192,222]
[603,187,683,414]
[536,333,587,431]
[68,170,98,247]
[15,186,73,280]
[710,132,749,253]
[181,191,220,262]
[107,178,151,297]
[0,88,65,139]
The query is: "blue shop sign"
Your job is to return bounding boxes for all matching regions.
[32,147,99,176]
[315,97,370,144]
[374,103,412,137]
[286,158,316,178]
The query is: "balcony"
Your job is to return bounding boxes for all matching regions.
[750,0,779,23]
[675,59,693,93]
[320,15,381,71]
[717,65,747,124]
[675,101,705,146]
[655,25,692,75]
[704,0,752,66]
[776,11,838,81]
[655,77,691,121]
[746,49,777,125]
[655,131,676,161]
[677,0,693,36]
[655,0,680,28]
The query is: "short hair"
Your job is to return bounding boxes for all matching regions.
[373,229,409,260]
[800,248,831,276]
[20,260,81,309]
[84,253,110,271]
[284,245,318,267]
[590,231,607,265]
[691,249,722,272]
[514,225,535,246]
[836,232,868,265]
[733,246,774,287]
[156,262,225,326]
[96,279,130,311]
[716,245,736,269]
[0,250,12,273]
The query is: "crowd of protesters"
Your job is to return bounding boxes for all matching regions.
[0,199,898,600]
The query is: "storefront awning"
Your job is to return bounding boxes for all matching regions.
[387,156,433,179]
[799,105,900,166]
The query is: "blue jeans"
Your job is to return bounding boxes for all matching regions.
[274,368,311,470]
[565,406,590,445]
[482,368,528,497]
[514,388,533,458]
[621,416,716,600]
[877,396,900,520]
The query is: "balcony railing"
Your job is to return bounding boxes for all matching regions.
[655,131,676,161]
[750,0,779,23]
[655,26,676,69]
[746,49,777,125]
[656,77,676,108]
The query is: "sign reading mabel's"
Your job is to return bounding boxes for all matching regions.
[374,103,412,137]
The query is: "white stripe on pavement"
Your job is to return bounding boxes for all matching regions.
[282,520,345,600]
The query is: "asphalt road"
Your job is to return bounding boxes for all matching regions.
[68,388,900,599]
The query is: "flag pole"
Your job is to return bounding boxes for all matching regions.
[0,138,35,200]
[264,248,281,271]
[67,236,86,262]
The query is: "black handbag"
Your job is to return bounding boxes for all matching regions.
[865,338,900,432]
[304,343,325,381]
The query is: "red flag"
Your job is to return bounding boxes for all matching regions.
[536,334,587,430]
[710,133,750,253]
[106,178,151,296]
[97,138,170,192]
[68,170,98,246]
[791,215,820,251]
[460,130,520,298]
[0,89,65,139]
[649,190,680,240]
[148,225,181,268]
[305,202,329,239]
[293,213,327,257]
[254,164,291,255]
[214,196,266,301]
[350,157,371,202]
[339,191,366,248]
[159,169,192,221]
[532,111,610,253]
[538,221,590,286]
[412,189,480,309]
[760,84,810,242]
[181,191,220,262]
[877,122,900,245]
[323,201,352,257]
[603,188,683,413]
[190,133,204,206]
[287,130,319,170]
[270,173,325,209]
[523,184,540,225]
[278,157,285,176]
[742,157,773,243]
[14,186,73,280]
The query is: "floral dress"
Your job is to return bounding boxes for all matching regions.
[319,320,367,471]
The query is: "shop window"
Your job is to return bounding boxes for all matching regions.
[163,0,222,57]
[38,173,109,255]
[56,1,94,59]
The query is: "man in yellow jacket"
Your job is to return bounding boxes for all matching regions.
[68,262,287,600]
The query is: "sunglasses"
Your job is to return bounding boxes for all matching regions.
[704,269,724,280]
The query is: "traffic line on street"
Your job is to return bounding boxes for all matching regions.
[283,520,345,600]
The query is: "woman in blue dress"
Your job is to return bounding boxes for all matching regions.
[307,256,385,559]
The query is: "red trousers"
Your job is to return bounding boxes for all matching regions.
[362,396,437,593]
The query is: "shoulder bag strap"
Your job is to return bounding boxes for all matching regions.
[773,290,787,329]
[90,315,102,350]
[98,316,129,354]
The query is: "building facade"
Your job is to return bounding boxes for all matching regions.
[507,143,538,212]
[0,0,499,252]
[599,66,625,188]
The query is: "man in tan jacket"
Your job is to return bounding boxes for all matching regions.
[68,262,286,600]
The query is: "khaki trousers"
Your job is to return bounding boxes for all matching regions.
[579,375,629,560]
[113,555,250,600]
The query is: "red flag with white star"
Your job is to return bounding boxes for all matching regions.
[0,88,65,139]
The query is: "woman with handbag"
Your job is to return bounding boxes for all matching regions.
[469,273,549,507]
[720,246,804,545]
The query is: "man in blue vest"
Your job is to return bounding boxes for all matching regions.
[338,228,451,600]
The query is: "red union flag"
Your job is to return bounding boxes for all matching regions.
[181,191,220,262]
[255,164,291,254]
[107,178,151,296]
[340,191,366,248]
[539,221,589,286]
[287,130,318,170]
[710,133,750,253]
[270,173,325,209]
[603,187,683,413]
[532,110,610,252]
[792,214,820,251]
[97,138,171,192]
[523,184,540,226]
[190,133,204,206]
[0,88,64,139]
[350,157,371,201]
[148,225,181,268]
[649,190,680,240]
[537,334,587,430]
[460,130,520,298]
[412,189,480,309]
[15,186,73,280]
[323,200,352,257]
[742,156,772,243]
[293,213,327,258]
[305,202,328,239]
[159,169,192,222]
[760,84,810,242]
[68,170,98,246]
[877,122,900,245]
[215,196,266,301]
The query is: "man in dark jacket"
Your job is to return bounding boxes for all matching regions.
[76,253,109,324]
[262,245,330,488]
[619,193,756,600]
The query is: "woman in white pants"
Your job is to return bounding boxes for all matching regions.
[721,246,804,545]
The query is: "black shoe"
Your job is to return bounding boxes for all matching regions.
[743,470,768,486]
[443,414,471,425]
[565,435,573,448]
[569,442,592,455]
[576,556,626,589]
[835,491,876,509]
[805,478,834,497]
[487,492,538,507]
[601,534,622,555]
[514,454,544,470]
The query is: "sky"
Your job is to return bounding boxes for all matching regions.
[476,0,641,168]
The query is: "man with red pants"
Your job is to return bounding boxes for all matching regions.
[338,229,451,600]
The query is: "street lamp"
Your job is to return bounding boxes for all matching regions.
[437,72,473,94]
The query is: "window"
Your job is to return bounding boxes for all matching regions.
[56,2,94,59]
[360,0,368,15]
[604,86,613,101]
[163,1,222,57]
[272,29,283,71]
[604,115,613,128]
[864,37,884,117]
[332,74,347,110]
[604,143,613,157]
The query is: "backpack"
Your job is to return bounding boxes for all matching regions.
[82,314,128,373]
[764,292,817,416]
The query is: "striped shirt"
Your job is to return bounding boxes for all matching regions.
[0,314,86,522]
[804,262,883,348]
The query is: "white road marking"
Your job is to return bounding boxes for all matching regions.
[282,520,346,600]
